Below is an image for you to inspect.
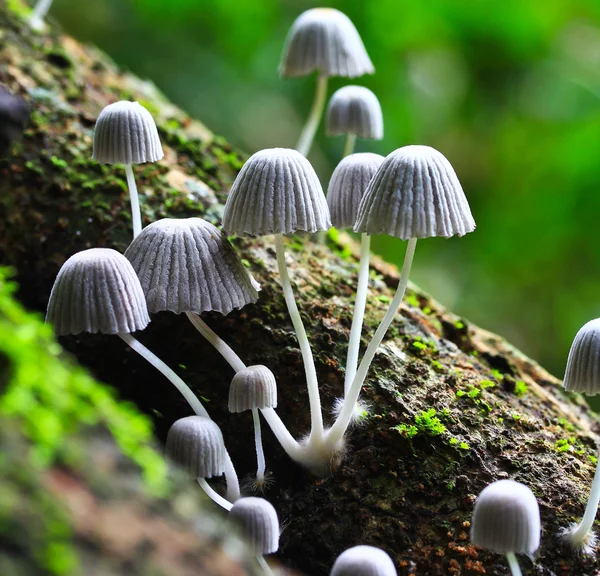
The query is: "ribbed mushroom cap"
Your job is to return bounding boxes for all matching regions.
[124,218,259,315]
[165,416,226,479]
[228,365,277,413]
[330,545,397,576]
[328,153,384,229]
[470,479,541,555]
[222,148,331,236]
[563,318,600,395]
[326,86,383,140]
[354,145,476,239]
[280,8,374,78]
[92,101,164,165]
[229,497,279,555]
[46,248,150,336]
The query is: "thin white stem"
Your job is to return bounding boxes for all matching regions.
[342,133,357,158]
[328,238,417,444]
[125,164,142,238]
[185,312,246,373]
[344,233,371,397]
[29,0,53,29]
[571,449,600,542]
[117,332,241,501]
[275,234,324,440]
[260,407,302,460]
[505,552,522,576]
[296,74,328,157]
[252,408,266,480]
[256,555,275,576]
[197,478,233,511]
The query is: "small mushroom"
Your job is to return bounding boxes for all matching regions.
[559,318,600,554]
[229,366,277,487]
[470,479,541,575]
[280,8,374,156]
[166,416,233,511]
[93,101,163,238]
[330,545,397,576]
[326,86,383,157]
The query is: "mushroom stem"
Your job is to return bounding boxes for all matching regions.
[296,74,328,157]
[274,233,324,441]
[197,478,233,511]
[342,133,357,158]
[328,237,417,444]
[505,552,522,576]
[344,233,370,398]
[256,555,275,576]
[260,407,303,460]
[117,332,241,501]
[185,312,246,373]
[29,0,53,30]
[252,408,266,481]
[124,164,142,238]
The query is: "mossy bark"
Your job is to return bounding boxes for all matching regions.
[2,3,600,574]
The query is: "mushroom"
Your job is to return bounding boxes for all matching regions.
[326,86,384,157]
[328,145,475,445]
[45,248,241,500]
[280,8,374,156]
[559,318,600,553]
[92,101,164,238]
[330,545,397,576]
[28,0,53,30]
[470,479,541,576]
[327,153,384,420]
[229,366,277,488]
[166,416,233,511]
[229,497,279,575]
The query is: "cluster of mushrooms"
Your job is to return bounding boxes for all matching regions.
[36,4,600,576]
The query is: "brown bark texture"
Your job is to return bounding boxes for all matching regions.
[2,2,600,575]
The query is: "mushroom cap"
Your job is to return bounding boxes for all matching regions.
[46,248,150,336]
[326,86,383,140]
[228,365,277,413]
[280,8,374,78]
[222,148,331,237]
[563,318,600,395]
[328,153,385,229]
[354,145,476,240]
[229,497,279,555]
[92,101,164,165]
[330,545,397,576]
[165,416,226,479]
[124,218,259,315]
[470,479,541,555]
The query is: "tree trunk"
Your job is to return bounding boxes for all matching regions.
[1,2,599,574]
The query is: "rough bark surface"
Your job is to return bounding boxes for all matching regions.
[2,3,600,575]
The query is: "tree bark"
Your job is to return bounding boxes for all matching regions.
[2,2,600,574]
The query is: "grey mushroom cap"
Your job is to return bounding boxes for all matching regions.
[46,248,150,336]
[228,365,277,413]
[280,8,374,78]
[165,416,226,479]
[92,101,164,165]
[330,545,397,576]
[470,479,541,555]
[124,218,259,315]
[326,86,383,140]
[222,148,331,237]
[328,153,385,229]
[563,318,600,395]
[229,497,279,555]
[354,145,476,240]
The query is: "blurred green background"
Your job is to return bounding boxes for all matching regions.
[46,0,600,380]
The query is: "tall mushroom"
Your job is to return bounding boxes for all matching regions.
[280,8,374,156]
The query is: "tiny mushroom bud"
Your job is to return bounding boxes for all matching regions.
[280,8,374,156]
[326,86,383,157]
[470,479,541,576]
[330,545,397,576]
[559,318,600,554]
[93,101,164,238]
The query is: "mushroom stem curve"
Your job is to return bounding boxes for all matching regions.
[197,478,233,511]
[124,164,142,238]
[505,552,522,576]
[296,74,328,157]
[342,133,357,158]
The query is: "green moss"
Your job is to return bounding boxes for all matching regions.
[7,0,29,18]
[414,408,447,436]
[554,438,571,453]
[514,380,529,397]
[326,228,353,261]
